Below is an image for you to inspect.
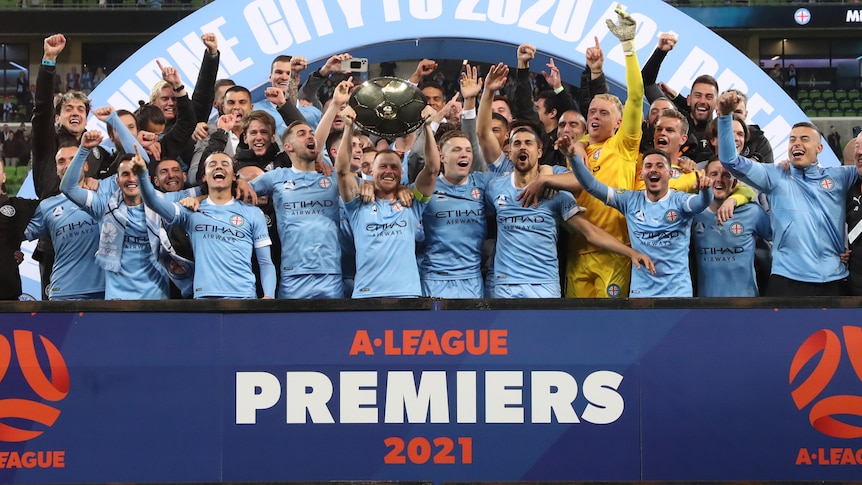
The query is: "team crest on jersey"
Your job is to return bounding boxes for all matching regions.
[729,222,744,236]
[694,221,705,233]
[635,209,645,222]
[393,203,403,212]
[664,210,680,223]
[820,177,835,191]
[671,168,681,179]
[102,222,118,243]
[52,206,64,218]
[319,178,331,188]
[0,205,15,217]
[495,194,508,207]
[230,215,245,227]
[283,180,296,190]
[471,188,481,199]
[606,284,622,298]
[264,214,272,227]
[592,148,602,160]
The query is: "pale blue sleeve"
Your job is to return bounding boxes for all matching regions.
[569,154,613,204]
[106,111,150,164]
[684,189,712,214]
[140,171,180,224]
[719,115,772,192]
[255,245,276,298]
[249,170,274,196]
[60,146,95,211]
[24,204,46,240]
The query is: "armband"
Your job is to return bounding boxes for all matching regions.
[41,59,56,67]
[173,84,185,92]
[413,186,431,203]
[553,86,565,95]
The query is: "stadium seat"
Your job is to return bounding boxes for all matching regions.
[835,90,848,101]
[821,90,835,101]
[831,109,845,117]
[848,90,861,101]
[796,90,809,101]
[844,108,857,117]
[798,101,813,111]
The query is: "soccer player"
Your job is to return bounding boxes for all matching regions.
[336,105,439,298]
[487,126,654,298]
[569,144,712,297]
[692,158,771,297]
[138,150,275,299]
[26,141,104,300]
[61,132,170,300]
[718,90,861,296]
[419,130,499,298]
[249,118,342,299]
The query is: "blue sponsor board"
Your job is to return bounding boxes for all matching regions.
[0,306,860,483]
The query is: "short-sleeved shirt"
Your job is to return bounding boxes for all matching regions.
[693,203,772,297]
[345,196,427,298]
[25,195,104,299]
[485,173,583,286]
[164,198,272,298]
[420,172,498,281]
[250,167,341,276]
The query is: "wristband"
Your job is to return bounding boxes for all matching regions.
[172,84,185,92]
[413,186,431,204]
[42,59,56,67]
[553,86,565,95]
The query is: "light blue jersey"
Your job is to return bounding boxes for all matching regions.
[420,172,498,296]
[485,173,582,296]
[693,204,772,297]
[140,176,275,299]
[719,114,857,284]
[345,196,426,298]
[253,99,322,135]
[62,145,173,300]
[250,167,341,298]
[571,156,711,298]
[25,195,104,300]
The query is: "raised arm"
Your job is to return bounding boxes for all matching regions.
[685,171,714,214]
[133,148,181,222]
[459,63,487,172]
[95,106,150,164]
[413,107,442,198]
[316,78,353,161]
[336,106,360,202]
[60,131,102,209]
[192,33,220,123]
[580,36,610,117]
[641,32,677,103]
[716,91,771,192]
[511,44,539,122]
[32,34,66,198]
[570,150,613,204]
[477,63,508,165]
[607,8,644,140]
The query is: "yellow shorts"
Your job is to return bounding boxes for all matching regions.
[565,251,631,298]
